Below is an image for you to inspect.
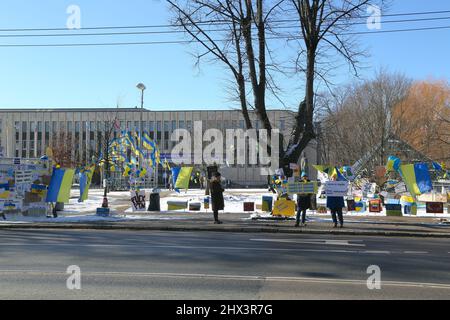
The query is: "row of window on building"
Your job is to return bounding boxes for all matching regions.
[7,118,286,161]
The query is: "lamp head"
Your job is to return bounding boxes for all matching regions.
[136,83,146,91]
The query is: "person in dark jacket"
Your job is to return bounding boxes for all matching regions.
[210,172,224,224]
[296,174,311,227]
[326,193,345,228]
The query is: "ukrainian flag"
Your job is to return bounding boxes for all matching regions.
[126,132,137,150]
[79,166,95,202]
[135,146,145,158]
[155,149,161,165]
[0,183,10,199]
[46,168,75,203]
[386,156,401,172]
[399,163,433,197]
[133,131,141,146]
[139,167,147,178]
[175,167,194,190]
[123,164,132,177]
[142,132,155,152]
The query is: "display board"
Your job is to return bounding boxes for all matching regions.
[0,158,51,214]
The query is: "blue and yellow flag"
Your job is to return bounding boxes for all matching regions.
[175,167,194,190]
[142,132,155,152]
[386,156,401,172]
[46,168,75,203]
[123,164,132,177]
[399,163,433,197]
[79,166,95,202]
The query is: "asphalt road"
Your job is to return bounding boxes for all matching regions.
[1,229,450,300]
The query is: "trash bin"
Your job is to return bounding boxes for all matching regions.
[148,192,160,212]
[55,202,65,212]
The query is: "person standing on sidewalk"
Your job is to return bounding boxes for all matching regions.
[326,177,345,228]
[296,174,311,227]
[210,172,224,224]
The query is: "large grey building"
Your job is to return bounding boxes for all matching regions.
[0,108,318,186]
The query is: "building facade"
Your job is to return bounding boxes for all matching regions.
[0,108,318,187]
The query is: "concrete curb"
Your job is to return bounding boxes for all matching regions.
[1,223,450,238]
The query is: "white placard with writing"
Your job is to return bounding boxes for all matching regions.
[325,181,349,197]
[130,190,146,212]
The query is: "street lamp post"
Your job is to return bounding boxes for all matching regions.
[136,83,146,186]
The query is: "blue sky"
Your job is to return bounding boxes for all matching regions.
[0,0,449,110]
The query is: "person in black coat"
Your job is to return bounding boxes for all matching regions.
[326,177,346,228]
[210,172,224,224]
[296,174,312,227]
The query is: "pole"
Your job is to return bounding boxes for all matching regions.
[140,89,144,187]
[5,122,9,157]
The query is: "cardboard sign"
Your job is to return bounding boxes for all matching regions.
[15,170,34,185]
[426,202,444,214]
[347,199,356,212]
[386,204,403,217]
[418,193,447,203]
[167,201,188,211]
[204,197,210,210]
[395,182,408,194]
[262,196,273,212]
[369,199,382,213]
[272,199,296,217]
[130,190,146,212]
[244,202,255,212]
[286,181,318,195]
[2,199,22,211]
[325,181,349,197]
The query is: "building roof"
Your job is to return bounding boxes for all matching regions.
[0,108,292,113]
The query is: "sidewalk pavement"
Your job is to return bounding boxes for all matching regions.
[1,211,450,238]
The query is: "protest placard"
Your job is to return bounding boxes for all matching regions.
[325,181,349,197]
[131,190,146,212]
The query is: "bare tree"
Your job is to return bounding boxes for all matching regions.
[168,0,255,129]
[318,70,412,167]
[51,131,84,168]
[87,113,124,206]
[168,0,384,168]
[283,0,386,165]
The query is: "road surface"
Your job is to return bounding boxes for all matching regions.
[1,229,450,299]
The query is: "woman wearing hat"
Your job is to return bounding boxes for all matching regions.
[296,173,311,227]
[210,172,224,224]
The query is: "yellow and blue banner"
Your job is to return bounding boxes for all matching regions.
[46,168,75,203]
[399,163,433,197]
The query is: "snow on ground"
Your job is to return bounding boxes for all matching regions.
[1,188,449,223]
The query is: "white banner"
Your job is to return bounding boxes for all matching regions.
[325,181,349,197]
